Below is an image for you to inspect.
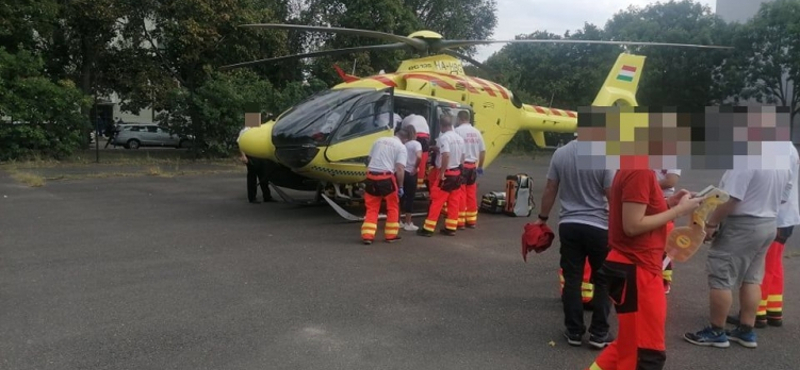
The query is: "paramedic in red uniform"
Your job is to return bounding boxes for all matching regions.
[586,170,702,370]
[417,115,465,237]
[402,113,431,190]
[360,128,410,245]
[454,110,485,229]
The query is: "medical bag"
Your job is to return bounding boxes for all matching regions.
[504,173,535,217]
[480,191,506,214]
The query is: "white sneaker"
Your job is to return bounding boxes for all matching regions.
[399,221,407,229]
[404,223,419,231]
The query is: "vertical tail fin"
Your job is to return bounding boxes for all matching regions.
[592,53,646,107]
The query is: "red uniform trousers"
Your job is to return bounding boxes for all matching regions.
[458,162,479,228]
[423,168,462,233]
[416,133,430,190]
[559,261,594,304]
[360,172,401,242]
[586,250,666,370]
[758,226,793,323]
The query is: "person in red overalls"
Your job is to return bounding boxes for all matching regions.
[360,128,411,245]
[454,110,485,229]
[585,170,701,370]
[417,115,465,237]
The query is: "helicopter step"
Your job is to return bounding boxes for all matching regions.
[320,194,428,223]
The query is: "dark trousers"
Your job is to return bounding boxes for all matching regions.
[559,222,611,336]
[401,171,418,213]
[246,156,271,201]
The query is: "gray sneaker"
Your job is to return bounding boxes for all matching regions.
[589,333,614,349]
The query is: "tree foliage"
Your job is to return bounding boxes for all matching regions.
[0,48,92,160]
[728,0,800,126]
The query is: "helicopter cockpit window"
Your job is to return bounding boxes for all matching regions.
[330,94,394,144]
[271,88,378,147]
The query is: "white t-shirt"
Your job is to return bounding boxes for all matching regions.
[454,123,486,163]
[654,169,682,198]
[404,140,422,175]
[778,142,800,227]
[718,169,792,218]
[434,130,465,170]
[377,112,402,128]
[401,114,430,135]
[367,136,407,173]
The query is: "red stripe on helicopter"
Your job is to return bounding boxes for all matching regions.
[490,82,509,99]
[550,108,564,116]
[405,74,456,90]
[369,76,397,87]
[467,77,497,97]
[436,73,479,93]
[565,110,577,118]
[621,65,637,72]
[533,106,547,114]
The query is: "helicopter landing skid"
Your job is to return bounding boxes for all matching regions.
[270,184,325,205]
[320,194,428,222]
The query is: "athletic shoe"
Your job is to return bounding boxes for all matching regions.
[362,239,373,245]
[385,236,402,243]
[417,229,434,237]
[588,333,614,349]
[767,318,783,327]
[466,224,477,229]
[399,221,407,229]
[440,229,456,236]
[564,331,582,347]
[403,223,419,231]
[727,327,757,348]
[684,326,730,348]
[664,282,671,295]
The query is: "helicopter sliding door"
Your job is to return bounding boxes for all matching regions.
[324,87,397,163]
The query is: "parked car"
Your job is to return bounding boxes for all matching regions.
[112,124,193,149]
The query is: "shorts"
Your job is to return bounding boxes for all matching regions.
[707,216,776,290]
[401,171,418,213]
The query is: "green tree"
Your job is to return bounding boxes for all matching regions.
[403,0,498,56]
[729,0,800,130]
[603,0,735,107]
[0,48,92,160]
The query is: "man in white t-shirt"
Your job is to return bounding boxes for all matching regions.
[654,169,682,294]
[361,129,410,245]
[402,114,432,189]
[399,126,422,231]
[418,115,465,237]
[454,110,486,229]
[685,168,792,349]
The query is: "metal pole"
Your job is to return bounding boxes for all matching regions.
[95,96,100,163]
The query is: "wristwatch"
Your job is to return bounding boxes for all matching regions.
[537,214,549,221]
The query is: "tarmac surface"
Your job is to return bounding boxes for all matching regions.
[1,153,799,370]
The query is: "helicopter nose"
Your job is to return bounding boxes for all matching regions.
[238,124,276,161]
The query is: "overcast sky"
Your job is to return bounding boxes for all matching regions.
[473,0,716,62]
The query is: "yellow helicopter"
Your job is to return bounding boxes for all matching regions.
[226,24,730,221]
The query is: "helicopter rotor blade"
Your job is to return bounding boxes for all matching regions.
[437,39,734,50]
[220,43,412,70]
[238,23,428,51]
[440,50,502,79]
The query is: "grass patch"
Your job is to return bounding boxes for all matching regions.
[1,149,240,170]
[9,171,46,187]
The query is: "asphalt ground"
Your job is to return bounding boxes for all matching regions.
[1,154,799,370]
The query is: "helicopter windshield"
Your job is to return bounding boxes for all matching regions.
[272,88,392,147]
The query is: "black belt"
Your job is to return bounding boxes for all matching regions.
[369,171,392,176]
